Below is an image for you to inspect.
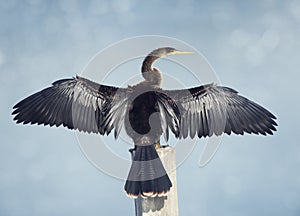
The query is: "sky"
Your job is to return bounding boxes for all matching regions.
[1,0,300,215]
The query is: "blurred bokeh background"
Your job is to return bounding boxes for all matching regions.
[1,0,299,215]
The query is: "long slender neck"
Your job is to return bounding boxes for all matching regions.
[142,55,159,73]
[141,55,162,87]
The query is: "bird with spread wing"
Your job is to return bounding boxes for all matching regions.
[12,47,277,198]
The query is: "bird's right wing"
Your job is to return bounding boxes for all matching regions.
[162,84,277,139]
[12,76,129,138]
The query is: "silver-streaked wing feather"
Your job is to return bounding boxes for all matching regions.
[12,75,129,137]
[162,84,277,139]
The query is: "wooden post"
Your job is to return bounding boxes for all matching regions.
[133,146,179,216]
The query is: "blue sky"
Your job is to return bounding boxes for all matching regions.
[1,0,299,215]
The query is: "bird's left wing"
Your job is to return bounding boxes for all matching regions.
[12,75,129,138]
[161,84,277,139]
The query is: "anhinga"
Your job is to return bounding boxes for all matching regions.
[12,47,277,198]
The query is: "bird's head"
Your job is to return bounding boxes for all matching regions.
[149,47,193,58]
[141,47,193,86]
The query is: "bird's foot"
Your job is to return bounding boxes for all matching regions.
[155,141,161,149]
[129,147,136,154]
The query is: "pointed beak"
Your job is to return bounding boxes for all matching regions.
[172,50,194,55]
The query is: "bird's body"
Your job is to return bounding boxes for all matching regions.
[12,47,277,198]
[126,85,162,144]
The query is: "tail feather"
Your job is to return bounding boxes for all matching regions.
[124,145,172,198]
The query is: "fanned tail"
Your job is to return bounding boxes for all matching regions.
[124,145,172,198]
